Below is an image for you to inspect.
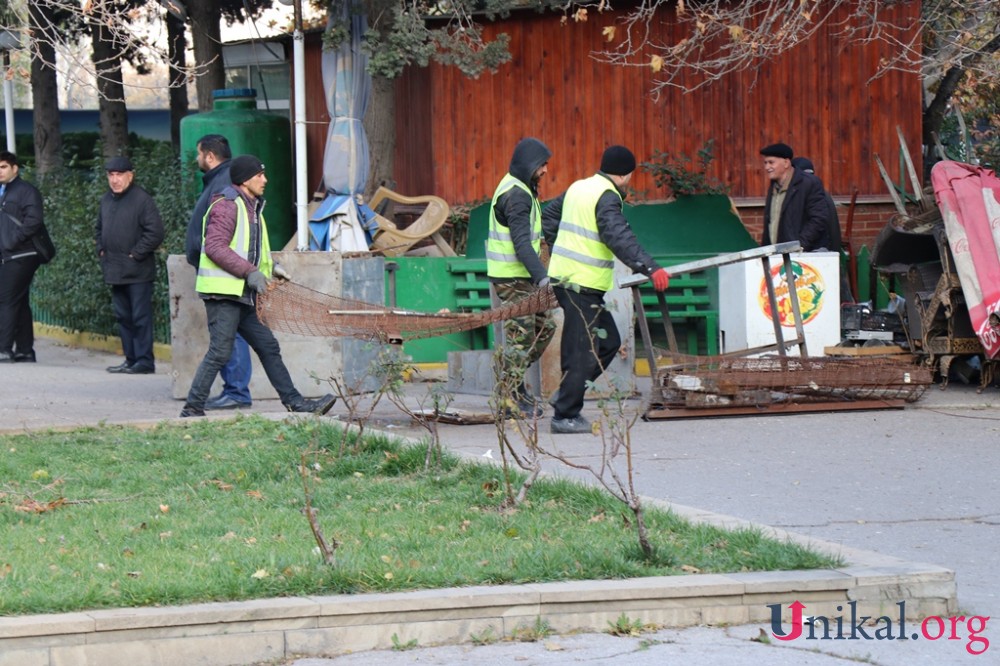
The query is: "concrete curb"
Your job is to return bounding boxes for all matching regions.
[0,495,955,666]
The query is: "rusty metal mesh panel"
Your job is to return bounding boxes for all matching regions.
[652,353,932,407]
[257,280,557,343]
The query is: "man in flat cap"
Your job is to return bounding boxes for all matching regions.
[541,145,671,434]
[759,142,833,252]
[96,155,165,374]
[180,154,336,418]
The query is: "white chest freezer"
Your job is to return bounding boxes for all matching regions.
[718,251,841,356]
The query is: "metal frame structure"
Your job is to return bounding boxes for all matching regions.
[622,241,808,374]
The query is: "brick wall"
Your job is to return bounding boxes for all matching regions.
[735,200,899,251]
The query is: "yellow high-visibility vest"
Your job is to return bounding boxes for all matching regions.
[548,175,619,292]
[486,173,542,279]
[195,192,273,296]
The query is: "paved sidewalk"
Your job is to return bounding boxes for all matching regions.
[4,338,998,665]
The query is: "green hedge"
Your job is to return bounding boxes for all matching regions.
[29,141,191,344]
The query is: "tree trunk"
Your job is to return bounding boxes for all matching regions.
[29,2,62,175]
[187,1,225,112]
[167,9,188,151]
[362,0,399,200]
[90,21,128,159]
[365,75,396,199]
[922,31,1000,179]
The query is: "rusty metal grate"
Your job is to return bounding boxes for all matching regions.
[651,353,932,409]
[257,279,556,343]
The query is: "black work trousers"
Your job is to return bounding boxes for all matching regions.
[111,281,156,370]
[185,298,302,410]
[0,254,41,354]
[552,285,620,420]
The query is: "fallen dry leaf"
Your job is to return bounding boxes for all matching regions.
[159,504,170,514]
[680,564,702,574]
[245,490,264,500]
[15,498,65,514]
[251,569,269,579]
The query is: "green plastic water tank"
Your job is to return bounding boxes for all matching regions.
[180,89,294,249]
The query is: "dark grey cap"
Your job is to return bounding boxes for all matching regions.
[105,156,134,172]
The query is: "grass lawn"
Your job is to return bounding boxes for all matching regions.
[0,415,839,616]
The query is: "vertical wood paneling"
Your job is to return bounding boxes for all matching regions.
[382,1,921,209]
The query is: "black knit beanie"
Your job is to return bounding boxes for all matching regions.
[230,155,265,185]
[600,145,637,176]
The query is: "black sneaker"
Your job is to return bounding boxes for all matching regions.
[286,394,337,415]
[180,404,206,418]
[13,350,36,363]
[550,415,592,434]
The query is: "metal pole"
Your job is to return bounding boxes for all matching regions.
[2,50,15,153]
[292,0,310,250]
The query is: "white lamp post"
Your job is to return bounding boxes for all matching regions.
[277,0,309,249]
[0,29,19,153]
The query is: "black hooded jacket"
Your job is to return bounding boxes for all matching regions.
[491,138,552,284]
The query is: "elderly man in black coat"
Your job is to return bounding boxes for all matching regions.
[95,156,165,375]
[759,143,833,252]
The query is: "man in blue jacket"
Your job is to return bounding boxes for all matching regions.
[185,134,253,409]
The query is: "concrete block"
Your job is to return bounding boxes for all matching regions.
[446,350,494,396]
[287,617,497,656]
[89,596,318,632]
[50,632,284,666]
[168,253,383,400]
[0,613,94,639]
[530,574,743,603]
[0,648,48,666]
[736,569,853,594]
[311,586,538,618]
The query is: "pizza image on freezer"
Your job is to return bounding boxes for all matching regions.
[758,260,825,326]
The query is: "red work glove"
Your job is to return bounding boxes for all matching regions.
[651,268,670,292]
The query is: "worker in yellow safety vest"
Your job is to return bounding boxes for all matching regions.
[180,154,336,419]
[543,145,671,434]
[487,137,557,419]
